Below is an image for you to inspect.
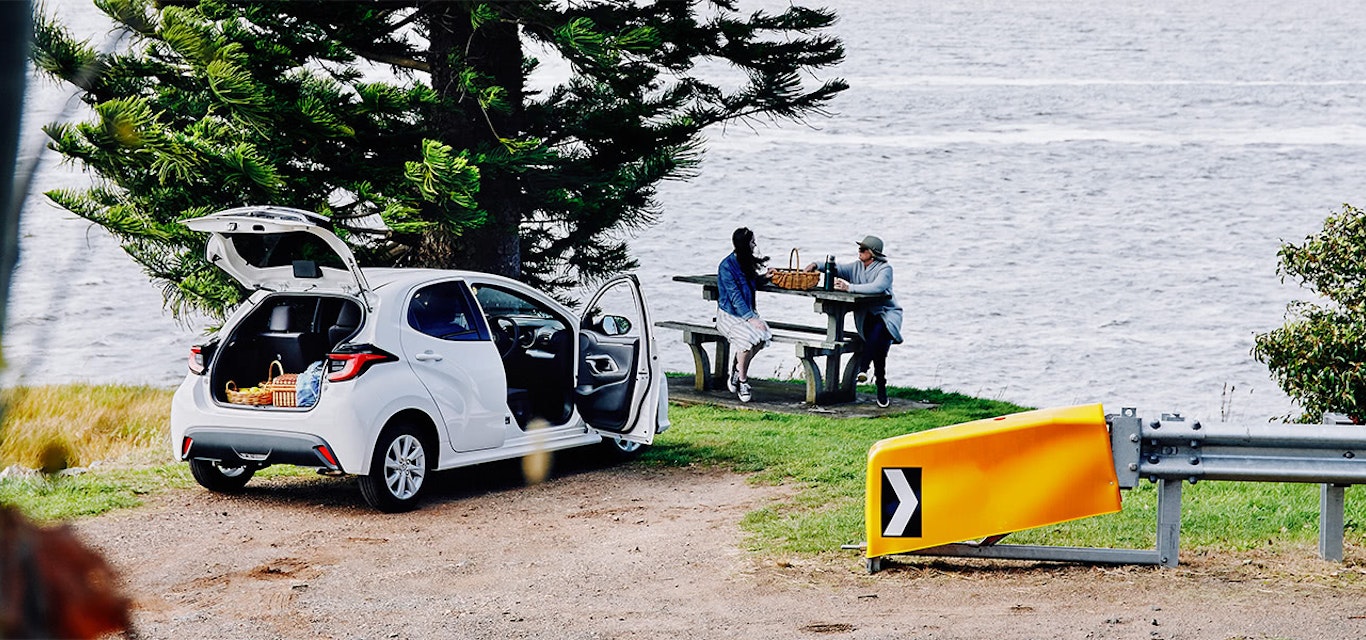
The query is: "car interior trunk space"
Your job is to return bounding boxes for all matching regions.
[211,295,362,403]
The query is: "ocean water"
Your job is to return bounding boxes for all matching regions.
[9,0,1365,424]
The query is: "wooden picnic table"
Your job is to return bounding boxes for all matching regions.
[657,274,889,405]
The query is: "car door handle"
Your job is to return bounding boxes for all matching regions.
[586,355,617,373]
[414,351,443,362]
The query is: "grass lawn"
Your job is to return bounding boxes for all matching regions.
[641,383,1366,555]
[3,382,1363,557]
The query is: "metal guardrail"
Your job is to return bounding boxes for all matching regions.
[890,408,1363,569]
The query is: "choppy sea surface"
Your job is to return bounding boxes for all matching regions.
[9,0,1366,423]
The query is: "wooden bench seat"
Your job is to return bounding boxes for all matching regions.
[655,319,862,404]
[656,320,852,349]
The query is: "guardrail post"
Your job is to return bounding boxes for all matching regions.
[1319,412,1352,563]
[1156,478,1182,567]
[1319,483,1346,562]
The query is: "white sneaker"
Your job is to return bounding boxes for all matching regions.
[856,372,869,385]
[727,363,739,393]
[737,381,752,403]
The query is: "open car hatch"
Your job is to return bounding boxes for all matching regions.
[182,206,371,296]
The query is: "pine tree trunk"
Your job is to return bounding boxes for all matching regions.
[426,3,524,278]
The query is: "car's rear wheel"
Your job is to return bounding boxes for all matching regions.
[189,459,255,493]
[359,423,429,512]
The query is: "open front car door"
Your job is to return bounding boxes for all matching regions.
[575,275,661,445]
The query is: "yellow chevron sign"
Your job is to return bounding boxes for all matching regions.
[865,404,1122,559]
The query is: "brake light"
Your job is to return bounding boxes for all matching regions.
[314,445,340,468]
[181,437,193,459]
[326,345,397,382]
[188,346,206,375]
[188,341,217,375]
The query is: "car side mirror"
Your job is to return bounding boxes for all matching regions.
[598,315,631,336]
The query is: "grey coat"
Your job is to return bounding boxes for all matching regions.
[829,258,904,343]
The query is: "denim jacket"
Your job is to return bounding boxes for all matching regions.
[717,253,759,320]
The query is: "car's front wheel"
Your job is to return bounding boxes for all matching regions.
[189,459,256,493]
[359,423,430,513]
[600,435,647,462]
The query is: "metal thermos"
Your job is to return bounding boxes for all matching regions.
[824,254,836,291]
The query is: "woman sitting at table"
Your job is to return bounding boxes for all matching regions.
[716,227,773,403]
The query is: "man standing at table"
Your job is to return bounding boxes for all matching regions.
[807,235,903,407]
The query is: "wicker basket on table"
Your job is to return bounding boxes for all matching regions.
[769,248,820,291]
[265,360,299,408]
[225,381,273,406]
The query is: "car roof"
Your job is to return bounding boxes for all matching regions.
[363,267,521,284]
[362,268,575,318]
[364,268,544,295]
[364,267,471,288]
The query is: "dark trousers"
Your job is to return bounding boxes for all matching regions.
[859,315,893,387]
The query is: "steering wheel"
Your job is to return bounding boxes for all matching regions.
[492,316,519,359]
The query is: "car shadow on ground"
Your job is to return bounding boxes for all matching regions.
[223,444,630,513]
[420,445,630,505]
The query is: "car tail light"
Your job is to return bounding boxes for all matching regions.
[181,437,193,459]
[188,341,218,375]
[326,344,397,382]
[188,346,206,375]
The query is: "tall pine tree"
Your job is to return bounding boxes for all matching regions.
[32,0,846,318]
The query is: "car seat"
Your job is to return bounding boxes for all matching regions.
[328,303,361,345]
[260,303,309,372]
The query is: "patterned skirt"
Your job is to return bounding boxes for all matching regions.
[716,307,772,352]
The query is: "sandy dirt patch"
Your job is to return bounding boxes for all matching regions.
[72,454,1366,640]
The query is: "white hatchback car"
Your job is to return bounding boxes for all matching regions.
[170,206,668,512]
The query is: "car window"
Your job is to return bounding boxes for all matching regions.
[226,231,346,270]
[408,281,487,341]
[582,279,643,338]
[472,285,555,319]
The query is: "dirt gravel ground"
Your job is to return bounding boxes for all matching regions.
[73,452,1366,640]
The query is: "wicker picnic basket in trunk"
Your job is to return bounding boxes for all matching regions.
[769,248,820,291]
[225,381,273,406]
[265,360,299,408]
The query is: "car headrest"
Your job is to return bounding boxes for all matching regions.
[268,304,290,332]
[335,303,360,328]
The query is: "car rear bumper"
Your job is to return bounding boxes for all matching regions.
[181,427,342,471]
[173,374,377,473]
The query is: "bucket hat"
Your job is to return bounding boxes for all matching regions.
[857,235,886,259]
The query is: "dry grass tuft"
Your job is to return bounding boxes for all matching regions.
[0,385,174,469]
